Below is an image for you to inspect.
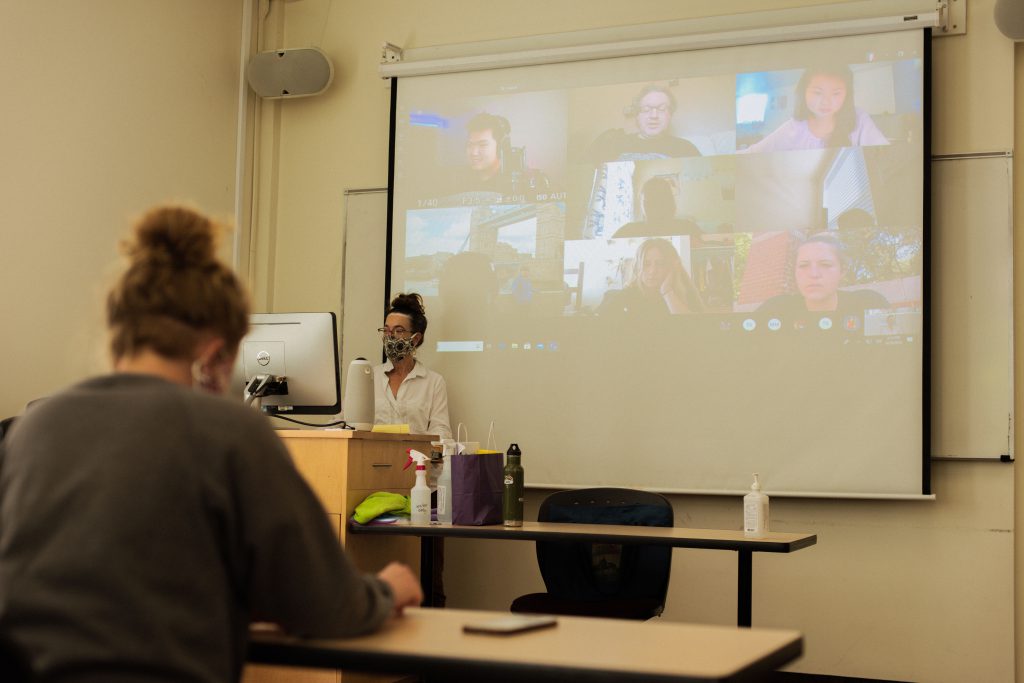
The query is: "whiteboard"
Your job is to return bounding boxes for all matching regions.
[930,154,1014,460]
[343,159,1015,464]
[340,189,388,379]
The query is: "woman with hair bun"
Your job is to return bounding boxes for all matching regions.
[0,206,421,683]
[374,292,452,440]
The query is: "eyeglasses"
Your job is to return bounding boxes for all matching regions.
[638,104,670,115]
[378,326,413,338]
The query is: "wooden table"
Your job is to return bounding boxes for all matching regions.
[247,606,803,682]
[349,521,817,627]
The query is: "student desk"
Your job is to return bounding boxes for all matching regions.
[349,522,817,627]
[247,606,803,682]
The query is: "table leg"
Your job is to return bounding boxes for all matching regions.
[420,536,435,606]
[737,549,752,627]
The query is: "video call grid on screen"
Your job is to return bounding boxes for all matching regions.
[387,28,928,497]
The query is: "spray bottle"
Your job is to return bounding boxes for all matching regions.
[431,438,456,525]
[404,449,431,525]
[743,473,770,538]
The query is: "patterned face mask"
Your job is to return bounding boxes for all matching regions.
[383,335,417,362]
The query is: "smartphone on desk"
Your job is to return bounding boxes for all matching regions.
[462,615,557,635]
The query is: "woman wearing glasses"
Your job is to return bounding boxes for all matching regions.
[373,293,452,440]
[585,84,702,163]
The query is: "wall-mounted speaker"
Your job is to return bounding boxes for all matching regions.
[246,47,334,99]
[995,0,1024,40]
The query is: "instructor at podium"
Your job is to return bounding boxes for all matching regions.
[373,293,452,440]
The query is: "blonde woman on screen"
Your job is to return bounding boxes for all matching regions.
[598,237,704,315]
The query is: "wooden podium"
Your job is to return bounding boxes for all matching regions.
[243,429,433,683]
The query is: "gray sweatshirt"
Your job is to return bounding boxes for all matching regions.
[0,373,393,683]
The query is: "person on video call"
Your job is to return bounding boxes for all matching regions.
[757,232,889,317]
[742,65,889,153]
[373,292,452,441]
[612,176,703,241]
[458,112,549,198]
[586,84,702,163]
[598,237,704,315]
[0,206,422,683]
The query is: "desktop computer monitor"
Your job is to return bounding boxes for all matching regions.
[231,312,341,415]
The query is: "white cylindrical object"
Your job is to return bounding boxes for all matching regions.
[743,473,770,538]
[343,357,375,430]
[435,440,455,525]
[410,466,431,525]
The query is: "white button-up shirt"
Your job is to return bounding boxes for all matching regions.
[373,360,452,440]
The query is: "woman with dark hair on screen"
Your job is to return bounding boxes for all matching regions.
[374,292,452,440]
[598,238,704,316]
[743,65,888,153]
[758,232,889,317]
[0,206,421,683]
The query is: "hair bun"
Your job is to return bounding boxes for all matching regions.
[126,206,217,269]
[390,292,425,315]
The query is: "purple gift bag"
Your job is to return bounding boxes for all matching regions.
[451,451,504,525]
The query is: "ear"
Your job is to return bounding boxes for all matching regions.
[194,336,227,366]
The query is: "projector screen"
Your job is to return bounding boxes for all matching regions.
[388,29,928,497]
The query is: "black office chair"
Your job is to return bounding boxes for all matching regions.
[510,487,673,620]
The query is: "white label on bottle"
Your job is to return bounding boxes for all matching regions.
[438,485,448,513]
[743,496,768,537]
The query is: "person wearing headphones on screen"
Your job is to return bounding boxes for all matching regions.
[742,65,889,153]
[586,84,702,163]
[598,238,704,316]
[757,232,889,318]
[374,293,452,441]
[0,206,422,683]
[457,112,550,199]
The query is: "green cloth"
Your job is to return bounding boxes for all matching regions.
[352,491,410,524]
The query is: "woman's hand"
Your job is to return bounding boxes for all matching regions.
[377,562,424,616]
[659,269,690,314]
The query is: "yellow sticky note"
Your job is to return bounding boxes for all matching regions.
[371,424,410,434]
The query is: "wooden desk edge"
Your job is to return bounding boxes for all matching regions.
[247,626,803,683]
[275,429,437,442]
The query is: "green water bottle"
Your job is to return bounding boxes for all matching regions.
[503,443,524,527]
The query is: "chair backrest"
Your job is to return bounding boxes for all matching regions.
[535,487,673,603]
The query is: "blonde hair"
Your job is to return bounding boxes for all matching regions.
[628,238,705,312]
[106,206,249,361]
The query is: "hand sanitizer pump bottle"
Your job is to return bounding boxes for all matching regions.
[503,443,524,527]
[405,449,431,525]
[743,473,769,538]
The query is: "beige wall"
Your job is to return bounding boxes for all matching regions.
[255,1,1019,681]
[0,1,243,420]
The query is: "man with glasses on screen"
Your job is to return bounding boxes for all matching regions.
[586,84,702,163]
